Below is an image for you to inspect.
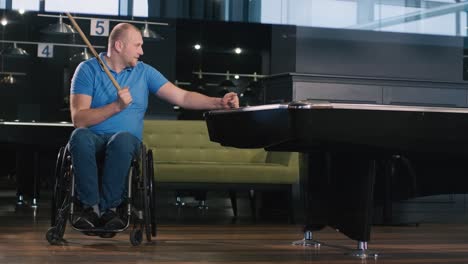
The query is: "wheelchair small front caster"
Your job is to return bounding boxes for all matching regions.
[46,227,66,245]
[130,229,143,246]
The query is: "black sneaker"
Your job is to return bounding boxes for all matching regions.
[100,210,126,230]
[73,207,99,230]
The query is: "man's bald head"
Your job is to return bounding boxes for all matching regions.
[108,23,141,50]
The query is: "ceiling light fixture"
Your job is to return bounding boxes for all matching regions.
[41,14,76,34]
[140,22,164,40]
[0,43,29,57]
[1,74,16,84]
[69,47,92,63]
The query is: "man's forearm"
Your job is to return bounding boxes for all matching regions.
[180,91,223,110]
[72,102,121,128]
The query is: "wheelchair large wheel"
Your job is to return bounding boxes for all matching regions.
[140,145,153,242]
[128,145,151,245]
[47,146,72,245]
[147,149,157,238]
[51,146,66,227]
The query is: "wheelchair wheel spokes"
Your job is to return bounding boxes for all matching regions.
[140,145,152,242]
[47,192,71,245]
[143,190,152,242]
[147,149,157,238]
[51,147,66,227]
[56,196,70,234]
[48,146,72,245]
[53,168,72,220]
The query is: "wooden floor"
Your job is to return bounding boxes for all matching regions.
[1,193,468,263]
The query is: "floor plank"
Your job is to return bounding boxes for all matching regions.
[1,191,468,263]
[2,214,468,263]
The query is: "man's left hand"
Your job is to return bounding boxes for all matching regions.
[221,92,239,109]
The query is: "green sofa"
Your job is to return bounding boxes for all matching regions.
[143,119,299,219]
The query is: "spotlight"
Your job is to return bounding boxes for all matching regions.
[234,47,242,54]
[194,44,201,50]
[1,18,8,26]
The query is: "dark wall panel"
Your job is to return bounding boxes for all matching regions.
[294,27,463,82]
[270,25,296,74]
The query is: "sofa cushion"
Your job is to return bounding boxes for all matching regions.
[144,120,267,163]
[155,162,297,184]
[143,119,299,185]
[153,148,267,163]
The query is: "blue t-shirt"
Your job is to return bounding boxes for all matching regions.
[70,52,168,140]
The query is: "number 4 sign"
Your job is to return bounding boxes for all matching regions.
[90,19,109,37]
[37,43,53,58]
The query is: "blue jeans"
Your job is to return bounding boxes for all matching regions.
[69,128,140,211]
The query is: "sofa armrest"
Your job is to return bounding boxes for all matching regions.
[266,151,299,167]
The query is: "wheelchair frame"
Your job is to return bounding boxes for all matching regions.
[46,143,157,246]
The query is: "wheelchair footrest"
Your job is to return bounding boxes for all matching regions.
[73,225,128,235]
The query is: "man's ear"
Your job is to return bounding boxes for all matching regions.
[115,40,124,52]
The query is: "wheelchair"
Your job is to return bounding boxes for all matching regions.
[46,143,157,246]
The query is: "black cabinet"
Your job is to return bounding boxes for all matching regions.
[263,73,468,107]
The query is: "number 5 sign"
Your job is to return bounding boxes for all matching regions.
[90,19,109,36]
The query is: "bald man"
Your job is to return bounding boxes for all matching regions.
[69,23,238,231]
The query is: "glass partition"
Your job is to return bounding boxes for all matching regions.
[8,0,467,37]
[261,0,466,37]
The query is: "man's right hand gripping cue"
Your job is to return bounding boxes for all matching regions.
[117,87,133,111]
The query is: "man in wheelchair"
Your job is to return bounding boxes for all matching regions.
[69,22,239,231]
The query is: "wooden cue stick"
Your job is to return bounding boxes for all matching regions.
[65,12,121,91]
